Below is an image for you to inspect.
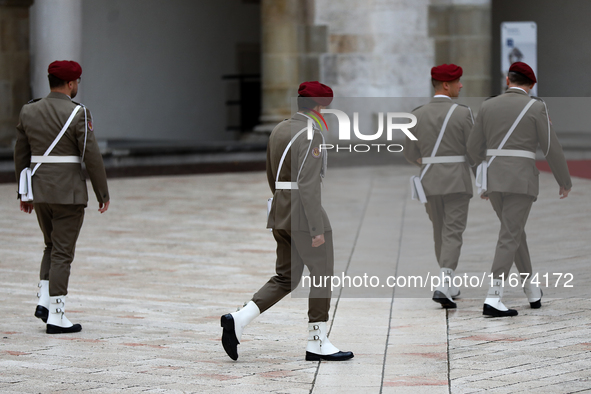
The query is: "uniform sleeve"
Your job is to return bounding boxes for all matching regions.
[13,110,31,197]
[467,106,487,166]
[404,113,421,167]
[266,142,275,194]
[460,107,476,166]
[76,109,110,203]
[296,132,324,236]
[536,103,572,190]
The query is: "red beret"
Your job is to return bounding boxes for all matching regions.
[509,62,537,83]
[48,60,82,82]
[431,64,463,82]
[298,81,333,106]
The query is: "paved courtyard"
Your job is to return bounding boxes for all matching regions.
[0,164,590,393]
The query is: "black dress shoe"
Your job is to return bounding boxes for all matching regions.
[483,304,518,317]
[305,351,354,361]
[46,323,82,334]
[432,291,457,309]
[220,314,239,361]
[35,305,49,323]
[530,289,543,309]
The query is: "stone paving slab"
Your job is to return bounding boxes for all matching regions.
[0,165,590,393]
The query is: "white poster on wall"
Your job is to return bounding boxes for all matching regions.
[501,22,537,96]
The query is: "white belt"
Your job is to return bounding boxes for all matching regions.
[31,155,82,164]
[275,181,298,190]
[421,155,466,164]
[486,149,536,159]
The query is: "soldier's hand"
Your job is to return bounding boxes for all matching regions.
[480,194,489,201]
[20,201,34,214]
[98,201,110,213]
[559,186,571,199]
[311,234,325,247]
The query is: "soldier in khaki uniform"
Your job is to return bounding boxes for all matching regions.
[14,61,110,333]
[405,64,474,309]
[467,62,572,317]
[221,81,353,362]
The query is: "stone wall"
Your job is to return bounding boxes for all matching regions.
[316,0,434,97]
[0,0,33,147]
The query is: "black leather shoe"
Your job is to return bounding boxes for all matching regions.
[35,305,49,323]
[530,289,543,309]
[305,351,354,361]
[483,304,518,317]
[432,291,457,309]
[46,323,82,334]
[220,314,239,361]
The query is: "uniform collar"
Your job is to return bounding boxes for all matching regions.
[47,92,72,101]
[431,96,454,103]
[506,87,529,96]
[292,112,308,123]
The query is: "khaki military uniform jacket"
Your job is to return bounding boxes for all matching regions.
[405,97,474,196]
[265,113,330,237]
[467,88,572,198]
[14,92,109,206]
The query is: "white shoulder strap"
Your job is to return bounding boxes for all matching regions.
[540,99,551,157]
[487,99,536,168]
[420,103,458,181]
[275,127,307,183]
[81,106,88,163]
[32,105,81,175]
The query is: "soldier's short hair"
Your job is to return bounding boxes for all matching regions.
[297,96,320,111]
[508,71,533,87]
[48,74,67,88]
[431,78,444,89]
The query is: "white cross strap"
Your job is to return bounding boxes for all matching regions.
[411,103,459,204]
[475,99,537,194]
[31,105,82,176]
[419,103,458,181]
[19,105,82,202]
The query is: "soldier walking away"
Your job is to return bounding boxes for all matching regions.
[14,60,110,333]
[405,64,474,309]
[467,62,572,317]
[220,81,353,362]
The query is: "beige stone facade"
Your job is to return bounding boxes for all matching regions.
[258,0,492,130]
[0,0,33,147]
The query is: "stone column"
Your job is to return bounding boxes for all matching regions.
[30,0,82,99]
[0,0,34,147]
[256,0,305,132]
[429,0,492,97]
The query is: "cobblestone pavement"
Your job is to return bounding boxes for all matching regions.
[0,165,589,393]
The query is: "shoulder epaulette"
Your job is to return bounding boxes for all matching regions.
[531,96,545,103]
[27,98,42,104]
[71,100,86,107]
[411,105,424,112]
[484,95,498,101]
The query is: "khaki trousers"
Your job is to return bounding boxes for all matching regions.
[34,203,85,296]
[488,192,535,279]
[425,193,471,270]
[252,229,333,322]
